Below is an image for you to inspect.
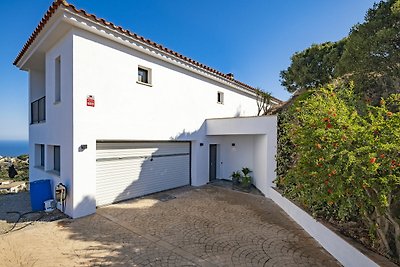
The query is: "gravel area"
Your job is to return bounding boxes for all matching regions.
[0,191,67,235]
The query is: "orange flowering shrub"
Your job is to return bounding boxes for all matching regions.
[277,83,400,259]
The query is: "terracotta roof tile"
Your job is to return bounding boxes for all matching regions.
[14,0,281,103]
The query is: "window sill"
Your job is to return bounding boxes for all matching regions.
[46,170,60,177]
[53,101,61,105]
[136,81,153,87]
[30,121,46,125]
[217,102,224,105]
[34,166,45,170]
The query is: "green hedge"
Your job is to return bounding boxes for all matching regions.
[276,82,400,260]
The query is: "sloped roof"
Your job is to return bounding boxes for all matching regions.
[14,0,282,103]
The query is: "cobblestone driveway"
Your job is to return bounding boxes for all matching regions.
[0,185,340,266]
[98,185,339,266]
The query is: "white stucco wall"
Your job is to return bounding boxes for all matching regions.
[269,189,380,267]
[253,135,269,195]
[29,32,74,216]
[206,116,277,196]
[207,116,274,135]
[27,25,277,218]
[72,30,258,139]
[29,70,45,102]
[207,135,255,180]
[68,29,261,217]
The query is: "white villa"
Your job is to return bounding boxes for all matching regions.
[14,0,280,218]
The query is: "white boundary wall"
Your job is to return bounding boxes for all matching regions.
[269,188,380,267]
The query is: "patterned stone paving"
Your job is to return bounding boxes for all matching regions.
[98,185,340,266]
[0,185,340,266]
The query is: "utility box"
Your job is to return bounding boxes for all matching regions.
[30,180,52,211]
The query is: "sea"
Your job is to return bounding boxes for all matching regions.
[0,140,29,157]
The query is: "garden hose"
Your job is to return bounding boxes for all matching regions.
[0,210,45,235]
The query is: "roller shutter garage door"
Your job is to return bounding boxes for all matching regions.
[96,141,190,206]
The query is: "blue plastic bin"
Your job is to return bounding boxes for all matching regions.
[30,180,52,211]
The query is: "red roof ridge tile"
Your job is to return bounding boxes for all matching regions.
[14,0,282,103]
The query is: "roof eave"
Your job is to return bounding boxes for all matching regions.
[13,1,66,67]
[62,9,260,97]
[14,0,283,103]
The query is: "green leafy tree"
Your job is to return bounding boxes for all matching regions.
[280,41,345,93]
[281,0,400,99]
[337,0,400,100]
[255,88,272,115]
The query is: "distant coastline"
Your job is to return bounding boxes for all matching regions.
[0,140,29,157]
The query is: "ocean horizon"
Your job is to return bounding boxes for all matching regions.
[0,140,29,157]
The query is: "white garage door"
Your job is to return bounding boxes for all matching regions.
[96,141,190,206]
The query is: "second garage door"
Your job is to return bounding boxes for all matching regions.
[96,141,190,206]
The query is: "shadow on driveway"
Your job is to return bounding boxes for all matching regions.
[53,186,340,266]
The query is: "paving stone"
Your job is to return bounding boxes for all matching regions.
[99,185,341,266]
[0,185,341,267]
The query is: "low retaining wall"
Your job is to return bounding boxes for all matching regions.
[268,187,394,267]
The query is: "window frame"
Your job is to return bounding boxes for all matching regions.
[30,96,46,124]
[54,56,61,103]
[137,66,152,86]
[217,91,224,104]
[34,144,45,168]
[40,144,45,167]
[53,145,61,173]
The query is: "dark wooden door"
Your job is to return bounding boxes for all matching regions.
[209,144,217,181]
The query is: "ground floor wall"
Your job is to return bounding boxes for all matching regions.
[207,135,255,180]
[197,134,271,196]
[29,127,74,216]
[29,116,277,218]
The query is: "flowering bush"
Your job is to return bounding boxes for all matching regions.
[276,82,400,259]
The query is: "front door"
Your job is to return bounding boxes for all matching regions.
[209,144,217,181]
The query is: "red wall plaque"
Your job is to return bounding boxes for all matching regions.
[87,95,95,107]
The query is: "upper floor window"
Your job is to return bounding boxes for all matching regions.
[55,56,61,103]
[31,96,46,124]
[137,66,152,85]
[217,91,224,104]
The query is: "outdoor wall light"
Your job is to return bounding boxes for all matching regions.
[200,143,204,146]
[232,143,236,147]
[79,144,88,152]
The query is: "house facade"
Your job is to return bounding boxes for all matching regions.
[15,0,280,218]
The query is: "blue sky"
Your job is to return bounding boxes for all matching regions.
[0,0,377,141]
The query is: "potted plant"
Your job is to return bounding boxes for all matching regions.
[231,171,242,189]
[240,167,252,191]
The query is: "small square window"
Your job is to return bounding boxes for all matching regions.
[217,91,224,104]
[138,67,151,85]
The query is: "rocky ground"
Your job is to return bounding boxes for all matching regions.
[0,191,68,240]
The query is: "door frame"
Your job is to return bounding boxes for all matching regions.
[209,144,217,182]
